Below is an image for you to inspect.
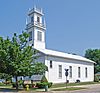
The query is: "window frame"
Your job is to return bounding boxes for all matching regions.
[37,16,40,23]
[29,31,32,41]
[85,67,88,78]
[59,65,62,78]
[78,67,81,78]
[50,60,52,68]
[37,31,42,41]
[69,66,72,78]
[31,16,34,22]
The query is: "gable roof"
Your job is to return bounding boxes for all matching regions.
[36,48,95,63]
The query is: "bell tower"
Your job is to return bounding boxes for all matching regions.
[26,6,46,49]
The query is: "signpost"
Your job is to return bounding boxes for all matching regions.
[65,69,69,88]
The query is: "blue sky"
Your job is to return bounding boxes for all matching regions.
[0,0,100,56]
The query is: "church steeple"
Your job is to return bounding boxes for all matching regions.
[26,6,46,49]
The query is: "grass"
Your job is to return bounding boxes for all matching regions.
[51,82,100,88]
[52,87,86,91]
[0,83,12,86]
[0,84,43,92]
[0,82,99,92]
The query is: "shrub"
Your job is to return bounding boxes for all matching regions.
[94,75,99,82]
[36,82,45,88]
[48,82,53,88]
[41,75,48,83]
[12,83,16,88]
[36,82,53,88]
[18,80,23,85]
[4,81,11,85]
[12,82,35,88]
[36,75,53,89]
[75,79,80,83]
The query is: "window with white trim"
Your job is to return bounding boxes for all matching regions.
[50,60,52,68]
[37,31,42,41]
[85,67,88,78]
[31,16,34,22]
[69,66,72,78]
[37,16,40,23]
[78,67,81,78]
[59,65,62,78]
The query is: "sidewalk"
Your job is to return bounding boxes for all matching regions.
[50,83,100,90]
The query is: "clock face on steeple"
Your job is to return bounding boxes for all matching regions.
[26,6,46,49]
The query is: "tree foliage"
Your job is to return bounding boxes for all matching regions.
[0,32,34,76]
[0,32,47,90]
[33,62,48,75]
[0,73,12,84]
[85,49,100,73]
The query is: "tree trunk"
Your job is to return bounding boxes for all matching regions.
[15,76,18,91]
[5,79,7,85]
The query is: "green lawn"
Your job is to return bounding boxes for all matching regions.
[0,84,43,92]
[0,83,12,86]
[51,82,100,88]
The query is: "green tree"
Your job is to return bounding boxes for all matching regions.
[0,32,47,90]
[33,62,48,75]
[85,49,100,73]
[0,73,12,85]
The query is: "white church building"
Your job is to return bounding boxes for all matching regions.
[26,6,95,83]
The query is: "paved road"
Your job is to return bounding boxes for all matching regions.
[50,84,100,93]
[0,84,100,93]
